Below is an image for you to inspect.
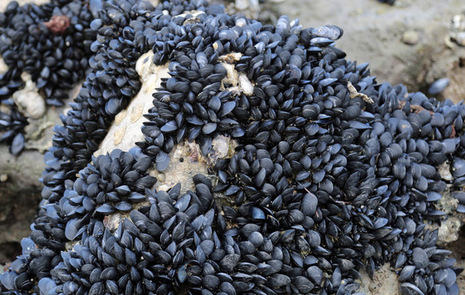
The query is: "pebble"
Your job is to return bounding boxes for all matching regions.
[0,174,7,182]
[402,30,419,45]
[12,79,46,120]
[450,31,465,46]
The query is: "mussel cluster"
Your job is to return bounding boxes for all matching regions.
[0,0,464,294]
[0,0,95,154]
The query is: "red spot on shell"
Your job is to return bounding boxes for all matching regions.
[44,15,70,35]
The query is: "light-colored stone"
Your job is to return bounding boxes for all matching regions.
[426,185,462,246]
[439,162,453,181]
[93,48,241,235]
[231,0,260,19]
[0,174,7,182]
[437,217,462,244]
[219,53,255,96]
[238,73,254,95]
[0,58,8,74]
[235,0,249,10]
[402,30,419,45]
[451,14,465,31]
[450,31,465,46]
[12,73,46,119]
[95,51,170,155]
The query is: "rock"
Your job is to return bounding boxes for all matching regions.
[402,30,419,45]
[235,0,249,10]
[450,31,465,46]
[437,218,462,244]
[95,51,171,156]
[230,0,260,19]
[450,12,465,46]
[96,51,238,227]
[2,1,465,294]
[12,74,46,119]
[429,186,463,245]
